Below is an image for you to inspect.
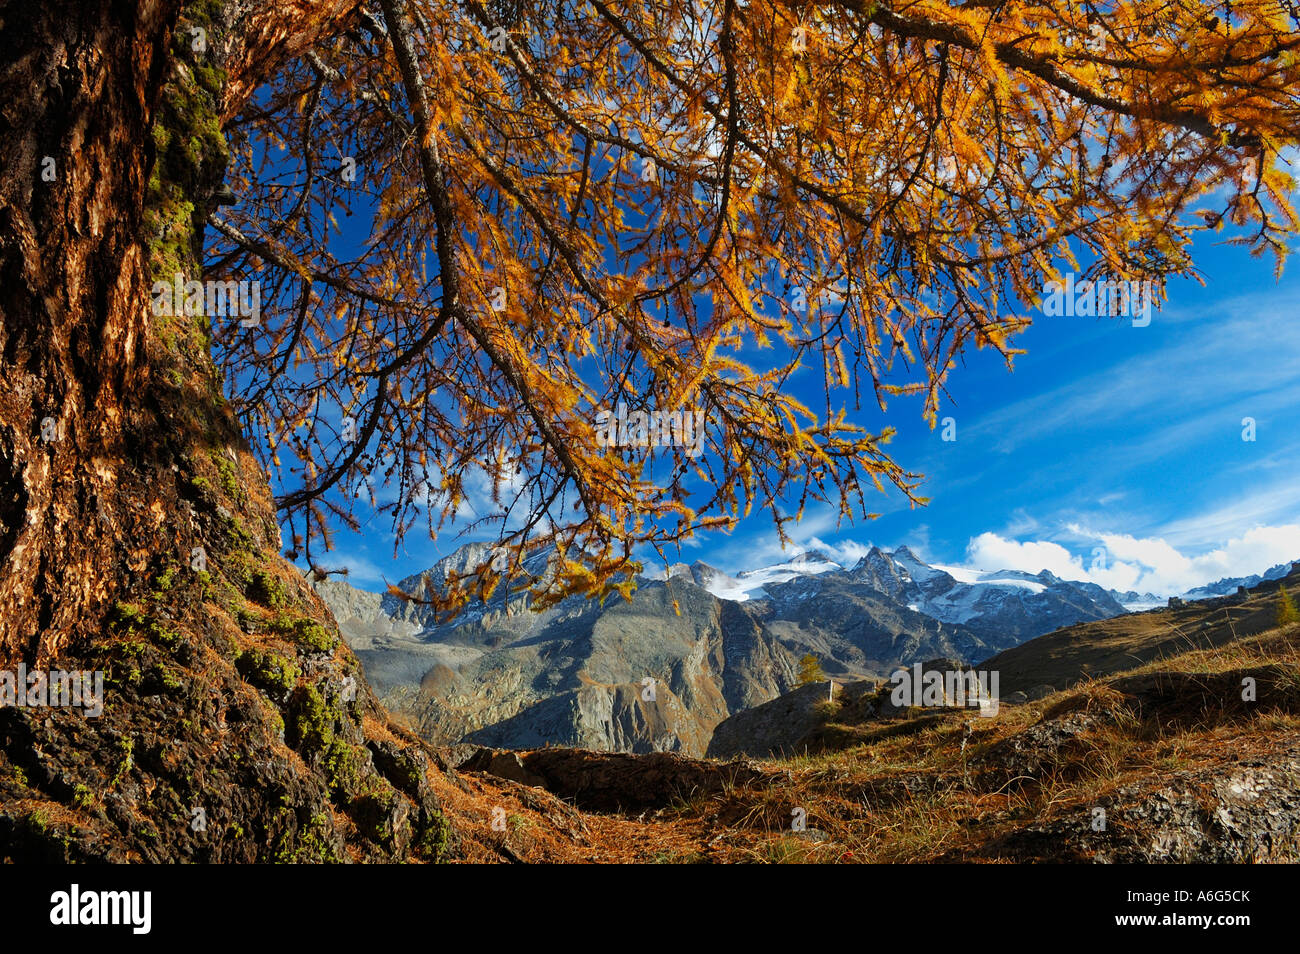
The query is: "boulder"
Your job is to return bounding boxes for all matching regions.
[459,748,547,787]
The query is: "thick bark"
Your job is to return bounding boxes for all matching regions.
[0,0,179,662]
[0,0,357,663]
[0,0,453,863]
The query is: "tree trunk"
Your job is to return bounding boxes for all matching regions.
[0,0,453,862]
[0,0,179,661]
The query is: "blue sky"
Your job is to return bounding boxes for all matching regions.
[303,223,1300,598]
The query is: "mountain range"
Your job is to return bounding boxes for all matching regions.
[1180,562,1293,600]
[316,542,1154,756]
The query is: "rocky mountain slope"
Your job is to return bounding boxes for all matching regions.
[316,543,1133,756]
[320,555,801,758]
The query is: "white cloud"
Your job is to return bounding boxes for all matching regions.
[804,535,875,567]
[962,523,1300,595]
[965,533,1093,581]
[1092,523,1300,594]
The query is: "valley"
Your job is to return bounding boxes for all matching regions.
[317,542,1280,759]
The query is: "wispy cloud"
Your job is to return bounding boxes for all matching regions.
[970,288,1300,456]
[1153,480,1300,549]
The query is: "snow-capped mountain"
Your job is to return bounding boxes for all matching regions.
[1106,589,1165,612]
[1181,562,1293,601]
[687,545,1128,642]
[693,547,1300,619]
[675,550,844,602]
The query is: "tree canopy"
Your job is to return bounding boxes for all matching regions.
[206,0,1300,614]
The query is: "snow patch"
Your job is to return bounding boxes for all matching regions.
[713,553,842,601]
[973,578,1046,593]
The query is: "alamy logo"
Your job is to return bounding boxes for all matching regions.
[0,665,103,717]
[889,664,1000,717]
[49,884,151,934]
[594,402,707,458]
[151,273,261,327]
[1041,274,1156,327]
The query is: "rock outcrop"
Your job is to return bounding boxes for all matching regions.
[706,680,838,759]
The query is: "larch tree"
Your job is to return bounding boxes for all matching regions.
[0,0,1296,859]
[1279,584,1300,625]
[798,652,826,684]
